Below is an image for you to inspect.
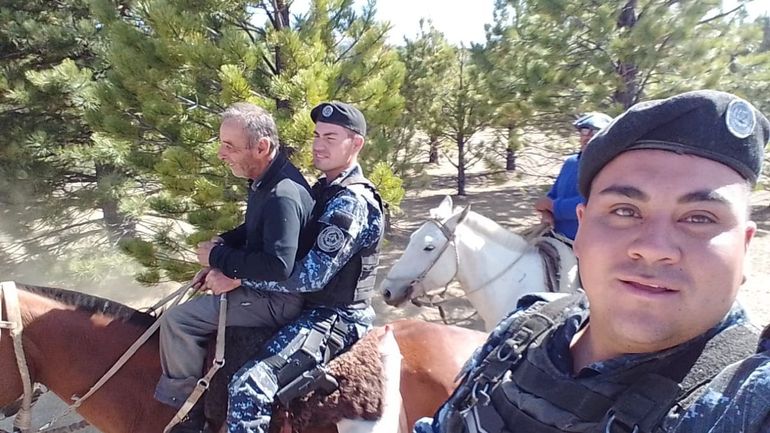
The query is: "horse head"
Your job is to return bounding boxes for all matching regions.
[382,196,581,330]
[381,196,470,306]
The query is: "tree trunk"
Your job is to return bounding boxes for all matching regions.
[614,62,639,109]
[506,147,516,171]
[505,124,516,171]
[428,134,439,164]
[271,0,291,115]
[457,133,466,196]
[614,0,640,109]
[95,163,136,242]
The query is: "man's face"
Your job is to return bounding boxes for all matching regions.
[218,118,269,179]
[574,149,755,354]
[312,122,362,180]
[579,128,595,150]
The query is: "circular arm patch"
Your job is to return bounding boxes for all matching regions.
[317,226,346,253]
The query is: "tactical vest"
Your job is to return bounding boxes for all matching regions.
[299,173,384,309]
[444,294,759,433]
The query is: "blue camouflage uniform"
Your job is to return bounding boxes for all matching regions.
[227,164,383,433]
[415,294,770,433]
[759,325,770,353]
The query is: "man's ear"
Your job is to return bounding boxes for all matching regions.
[255,137,271,155]
[576,203,586,224]
[353,134,365,152]
[745,220,757,251]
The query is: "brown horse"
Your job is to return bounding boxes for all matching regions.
[0,283,486,433]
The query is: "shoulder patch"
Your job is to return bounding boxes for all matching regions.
[317,225,346,253]
[320,193,362,224]
[330,209,354,231]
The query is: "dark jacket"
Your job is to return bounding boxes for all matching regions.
[209,151,313,281]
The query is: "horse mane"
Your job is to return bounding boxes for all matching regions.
[462,211,531,251]
[16,283,156,328]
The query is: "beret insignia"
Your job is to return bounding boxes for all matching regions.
[726,99,756,139]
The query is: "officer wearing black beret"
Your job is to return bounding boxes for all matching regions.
[310,101,367,136]
[580,90,769,196]
[414,90,770,433]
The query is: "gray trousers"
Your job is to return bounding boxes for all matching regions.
[154,288,303,408]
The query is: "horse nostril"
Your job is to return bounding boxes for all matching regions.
[383,290,391,300]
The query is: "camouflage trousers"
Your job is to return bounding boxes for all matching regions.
[226,308,361,433]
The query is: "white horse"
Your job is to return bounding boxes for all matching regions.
[381,196,580,330]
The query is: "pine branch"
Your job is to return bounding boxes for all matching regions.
[698,5,743,25]
[21,219,102,243]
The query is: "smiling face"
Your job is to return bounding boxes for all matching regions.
[312,122,363,180]
[217,118,271,180]
[574,149,755,356]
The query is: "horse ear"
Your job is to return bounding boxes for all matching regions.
[430,195,454,220]
[445,204,471,230]
[457,204,471,224]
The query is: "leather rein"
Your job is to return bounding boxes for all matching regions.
[0,281,212,433]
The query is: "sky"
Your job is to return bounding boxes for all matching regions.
[295,0,770,46]
[374,0,493,45]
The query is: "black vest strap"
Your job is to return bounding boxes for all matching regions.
[452,293,759,433]
[447,294,586,417]
[513,358,614,422]
[607,323,758,433]
[301,173,383,308]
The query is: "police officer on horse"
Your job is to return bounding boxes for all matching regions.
[416,90,770,433]
[227,101,384,433]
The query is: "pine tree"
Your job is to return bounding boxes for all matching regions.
[480,0,759,172]
[0,0,141,282]
[488,0,754,111]
[722,15,770,114]
[436,46,495,196]
[88,0,406,283]
[399,21,456,166]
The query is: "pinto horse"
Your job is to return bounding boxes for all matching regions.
[0,283,486,433]
[381,196,580,330]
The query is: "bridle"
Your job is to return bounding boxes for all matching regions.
[384,212,465,305]
[0,280,207,433]
[0,281,34,433]
[387,211,537,309]
[408,218,462,294]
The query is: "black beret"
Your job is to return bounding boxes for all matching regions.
[310,101,367,136]
[579,90,770,197]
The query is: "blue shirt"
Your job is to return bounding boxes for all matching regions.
[547,153,584,240]
[415,294,770,433]
[241,164,382,330]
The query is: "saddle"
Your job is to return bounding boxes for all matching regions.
[204,327,386,432]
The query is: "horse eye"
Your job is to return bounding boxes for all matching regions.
[423,245,436,251]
